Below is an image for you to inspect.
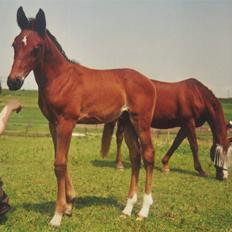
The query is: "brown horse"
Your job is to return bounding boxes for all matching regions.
[101,79,232,180]
[7,7,156,226]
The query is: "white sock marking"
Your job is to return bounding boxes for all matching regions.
[223,170,229,179]
[122,193,137,216]
[138,193,153,218]
[49,212,63,227]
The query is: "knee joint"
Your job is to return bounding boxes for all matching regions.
[54,164,67,177]
[143,148,155,167]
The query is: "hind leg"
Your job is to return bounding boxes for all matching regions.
[128,113,155,219]
[186,121,207,177]
[115,119,125,169]
[121,120,141,217]
[127,112,154,219]
[161,127,187,173]
[136,128,154,219]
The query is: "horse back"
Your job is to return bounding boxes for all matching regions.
[151,78,207,128]
[40,65,156,124]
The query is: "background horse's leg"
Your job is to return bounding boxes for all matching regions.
[121,120,141,217]
[49,120,75,227]
[186,121,207,176]
[161,127,187,172]
[115,120,125,169]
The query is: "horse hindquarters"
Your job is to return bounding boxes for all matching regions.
[123,94,155,217]
[122,119,155,218]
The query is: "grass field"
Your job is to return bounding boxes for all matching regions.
[0,90,232,232]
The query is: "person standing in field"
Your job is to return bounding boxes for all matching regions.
[0,99,21,217]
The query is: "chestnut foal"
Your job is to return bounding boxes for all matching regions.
[7,7,156,226]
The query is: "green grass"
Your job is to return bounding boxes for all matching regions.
[0,135,232,232]
[0,90,232,231]
[220,98,232,120]
[0,90,48,134]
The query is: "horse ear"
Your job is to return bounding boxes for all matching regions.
[17,6,30,30]
[35,9,46,37]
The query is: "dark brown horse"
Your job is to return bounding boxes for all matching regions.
[7,7,156,226]
[101,79,232,180]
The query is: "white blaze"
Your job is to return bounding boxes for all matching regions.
[22,36,27,46]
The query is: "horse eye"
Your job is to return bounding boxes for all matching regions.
[32,47,40,56]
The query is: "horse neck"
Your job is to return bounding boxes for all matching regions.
[33,34,70,88]
[207,105,227,148]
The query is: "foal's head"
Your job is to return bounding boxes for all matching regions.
[210,121,232,180]
[7,7,46,90]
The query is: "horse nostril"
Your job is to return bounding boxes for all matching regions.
[7,77,24,91]
[7,78,13,89]
[215,167,228,181]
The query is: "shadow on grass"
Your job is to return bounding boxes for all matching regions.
[0,205,16,224]
[20,195,123,215]
[166,167,198,176]
[156,162,218,180]
[91,159,131,169]
[169,167,217,180]
[0,215,8,224]
[21,201,54,215]
[74,195,124,210]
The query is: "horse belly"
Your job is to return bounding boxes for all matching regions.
[77,109,125,124]
[77,93,127,124]
[152,118,180,129]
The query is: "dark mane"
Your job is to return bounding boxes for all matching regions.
[46,30,74,63]
[190,78,222,111]
[27,18,76,64]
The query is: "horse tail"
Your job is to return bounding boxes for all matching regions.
[100,121,116,157]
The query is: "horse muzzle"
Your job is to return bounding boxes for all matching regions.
[7,77,24,91]
[215,166,228,181]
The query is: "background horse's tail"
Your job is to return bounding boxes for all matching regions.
[100,121,116,157]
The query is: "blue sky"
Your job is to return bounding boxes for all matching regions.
[1,0,232,97]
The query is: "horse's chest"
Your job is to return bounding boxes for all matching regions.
[38,96,53,121]
[38,91,81,122]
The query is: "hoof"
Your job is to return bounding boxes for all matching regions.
[49,213,63,227]
[116,163,124,170]
[65,196,76,216]
[198,171,208,177]
[64,207,72,217]
[136,216,144,221]
[119,214,129,219]
[161,166,170,173]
